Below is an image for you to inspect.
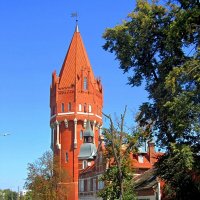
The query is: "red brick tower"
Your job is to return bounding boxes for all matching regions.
[50,24,103,200]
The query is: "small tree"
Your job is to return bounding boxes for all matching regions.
[24,151,68,200]
[98,106,142,200]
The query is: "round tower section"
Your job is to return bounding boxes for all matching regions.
[49,24,103,200]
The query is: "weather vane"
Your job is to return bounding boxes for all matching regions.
[71,12,78,24]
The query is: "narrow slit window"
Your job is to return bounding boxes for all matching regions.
[66,152,68,162]
[80,130,83,140]
[61,103,64,112]
[84,77,88,90]
[88,105,92,113]
[84,103,87,113]
[79,104,82,111]
[68,102,72,111]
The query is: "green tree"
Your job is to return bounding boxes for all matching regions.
[155,143,200,199]
[0,189,18,200]
[24,151,68,200]
[103,0,200,199]
[98,107,141,200]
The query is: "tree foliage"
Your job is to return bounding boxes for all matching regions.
[24,151,68,200]
[103,0,200,199]
[0,189,18,200]
[155,143,200,199]
[98,107,142,200]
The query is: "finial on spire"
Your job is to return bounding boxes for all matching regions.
[71,12,79,32]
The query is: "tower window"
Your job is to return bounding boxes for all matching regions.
[79,104,82,111]
[88,105,92,112]
[66,152,68,162]
[61,103,64,112]
[83,160,87,169]
[80,130,83,140]
[83,77,88,90]
[68,102,72,111]
[84,103,87,113]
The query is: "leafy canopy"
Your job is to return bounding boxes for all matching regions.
[103,0,200,199]
[24,151,68,200]
[103,0,200,148]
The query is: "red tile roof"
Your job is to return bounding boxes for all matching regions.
[59,26,95,88]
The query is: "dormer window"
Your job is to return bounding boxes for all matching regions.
[84,77,88,90]
[84,136,93,143]
[88,136,93,143]
[138,155,144,163]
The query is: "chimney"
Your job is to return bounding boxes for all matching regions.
[148,140,155,165]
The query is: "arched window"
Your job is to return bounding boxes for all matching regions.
[83,77,88,90]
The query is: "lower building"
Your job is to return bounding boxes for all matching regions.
[78,133,163,200]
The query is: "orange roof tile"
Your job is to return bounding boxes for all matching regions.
[59,25,95,88]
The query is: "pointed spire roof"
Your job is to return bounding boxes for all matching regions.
[75,23,79,33]
[59,25,94,88]
[84,120,94,137]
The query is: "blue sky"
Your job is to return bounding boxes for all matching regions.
[0,0,148,191]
